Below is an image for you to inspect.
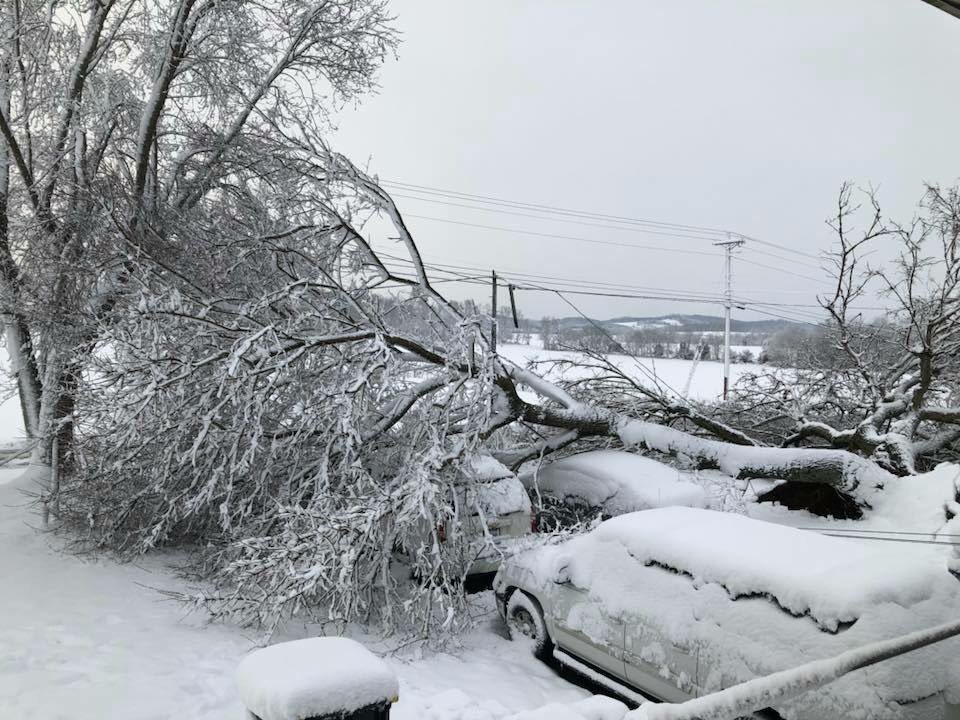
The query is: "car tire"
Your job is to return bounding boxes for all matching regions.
[506,590,552,661]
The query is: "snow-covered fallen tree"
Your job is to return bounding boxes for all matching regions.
[10,7,949,627]
[54,151,955,632]
[617,420,893,497]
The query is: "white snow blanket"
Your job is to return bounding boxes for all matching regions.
[497,344,752,403]
[510,507,960,719]
[236,637,399,720]
[523,451,706,516]
[0,463,593,720]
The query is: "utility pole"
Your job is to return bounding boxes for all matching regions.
[491,269,498,351]
[714,235,744,400]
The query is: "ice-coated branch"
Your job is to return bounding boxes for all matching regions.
[629,618,960,720]
[617,419,889,496]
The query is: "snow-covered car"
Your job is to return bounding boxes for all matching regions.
[417,455,534,577]
[494,507,960,720]
[520,450,707,529]
[461,458,535,575]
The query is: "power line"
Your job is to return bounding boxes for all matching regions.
[403,213,723,257]
[384,180,731,236]
[547,287,692,401]
[749,246,823,272]
[742,306,823,327]
[798,527,960,539]
[397,213,827,286]
[740,234,821,261]
[385,178,825,261]
[513,285,748,306]
[746,299,887,312]
[377,249,834,322]
[390,192,741,245]
[393,189,827,272]
[376,250,732,302]
[812,531,960,547]
[737,256,824,284]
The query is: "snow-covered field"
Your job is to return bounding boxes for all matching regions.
[0,345,749,447]
[498,344,757,403]
[0,464,591,720]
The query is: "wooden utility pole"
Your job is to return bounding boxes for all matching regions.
[491,270,498,351]
[714,236,744,400]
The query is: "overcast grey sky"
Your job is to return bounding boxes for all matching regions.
[331,0,960,323]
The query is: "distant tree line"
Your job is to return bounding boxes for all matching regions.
[533,318,764,363]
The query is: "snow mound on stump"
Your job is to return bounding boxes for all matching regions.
[506,695,628,720]
[524,450,706,516]
[596,507,943,630]
[236,637,398,720]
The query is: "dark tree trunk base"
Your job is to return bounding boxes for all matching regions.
[757,482,865,520]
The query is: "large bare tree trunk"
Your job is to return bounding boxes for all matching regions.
[5,319,41,438]
[0,32,41,440]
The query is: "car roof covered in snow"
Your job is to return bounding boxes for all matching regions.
[522,450,706,515]
[595,507,945,629]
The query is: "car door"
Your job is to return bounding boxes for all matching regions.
[622,617,699,703]
[547,572,627,681]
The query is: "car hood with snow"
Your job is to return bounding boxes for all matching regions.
[521,450,707,518]
[497,507,960,719]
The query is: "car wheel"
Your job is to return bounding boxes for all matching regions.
[506,590,552,661]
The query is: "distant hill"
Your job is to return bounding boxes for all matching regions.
[546,313,801,333]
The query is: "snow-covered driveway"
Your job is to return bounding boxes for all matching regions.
[0,466,588,720]
[0,466,251,719]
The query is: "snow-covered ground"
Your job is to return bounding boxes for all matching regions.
[0,464,591,720]
[498,344,757,403]
[0,392,25,445]
[6,452,955,720]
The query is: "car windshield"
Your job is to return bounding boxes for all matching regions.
[459,476,528,517]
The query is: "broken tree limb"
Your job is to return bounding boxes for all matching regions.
[629,617,960,720]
